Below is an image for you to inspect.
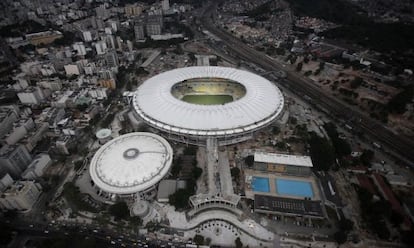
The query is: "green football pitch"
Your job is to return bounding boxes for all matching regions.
[181,94,233,105]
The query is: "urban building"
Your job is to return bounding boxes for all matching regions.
[0,181,42,211]
[134,23,145,41]
[0,144,32,178]
[0,105,19,139]
[89,132,173,201]
[21,154,51,180]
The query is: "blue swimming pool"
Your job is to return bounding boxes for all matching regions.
[252,177,270,193]
[276,178,314,198]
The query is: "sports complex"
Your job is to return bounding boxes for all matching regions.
[132,66,285,145]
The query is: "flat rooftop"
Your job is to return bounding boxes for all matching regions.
[254,194,324,217]
[254,152,313,168]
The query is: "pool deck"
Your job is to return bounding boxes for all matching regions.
[244,169,321,201]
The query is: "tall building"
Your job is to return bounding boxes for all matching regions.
[17,87,45,105]
[105,51,119,68]
[0,145,32,178]
[95,4,110,20]
[73,42,87,56]
[0,105,19,139]
[95,40,107,55]
[134,23,145,41]
[82,31,93,42]
[64,64,81,75]
[0,181,42,211]
[125,4,142,17]
[146,15,163,36]
[146,22,162,36]
[162,0,170,12]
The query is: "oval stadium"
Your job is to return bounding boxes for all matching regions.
[132,66,285,145]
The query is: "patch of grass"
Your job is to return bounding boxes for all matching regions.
[181,94,233,105]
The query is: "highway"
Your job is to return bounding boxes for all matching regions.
[199,2,414,167]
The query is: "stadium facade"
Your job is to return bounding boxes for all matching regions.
[132,66,285,145]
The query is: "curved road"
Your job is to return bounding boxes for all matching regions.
[200,2,414,166]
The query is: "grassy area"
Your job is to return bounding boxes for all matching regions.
[181,94,233,105]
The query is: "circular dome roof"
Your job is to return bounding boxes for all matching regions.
[132,66,284,137]
[89,132,173,194]
[96,128,112,139]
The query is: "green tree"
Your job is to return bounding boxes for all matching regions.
[309,132,335,171]
[193,234,204,245]
[296,62,303,71]
[231,167,240,178]
[235,237,243,248]
[245,155,254,167]
[350,77,363,89]
[192,167,203,180]
[334,230,348,244]
[360,149,374,166]
[109,201,129,220]
[388,86,414,114]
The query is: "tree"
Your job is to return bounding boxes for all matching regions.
[309,132,335,171]
[387,86,414,114]
[193,235,204,245]
[192,167,203,180]
[245,155,254,167]
[272,126,280,135]
[129,216,143,226]
[338,218,354,232]
[296,62,303,71]
[360,149,374,166]
[231,167,240,178]
[235,237,243,248]
[109,201,129,220]
[350,77,363,89]
[334,230,348,244]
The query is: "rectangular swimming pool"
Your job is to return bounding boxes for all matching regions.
[252,177,270,193]
[276,178,314,198]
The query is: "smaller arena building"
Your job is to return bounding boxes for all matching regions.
[89,132,173,201]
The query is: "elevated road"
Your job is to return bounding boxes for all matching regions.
[200,2,414,166]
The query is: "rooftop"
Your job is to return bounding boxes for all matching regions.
[89,132,173,195]
[254,152,313,168]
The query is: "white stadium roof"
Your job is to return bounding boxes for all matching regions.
[254,152,313,168]
[133,66,284,137]
[89,132,173,194]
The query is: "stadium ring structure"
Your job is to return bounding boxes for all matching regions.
[89,132,173,200]
[132,66,285,145]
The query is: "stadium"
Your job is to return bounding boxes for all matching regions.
[132,66,285,145]
[89,132,173,200]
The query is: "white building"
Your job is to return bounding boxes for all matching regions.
[0,145,32,179]
[89,132,173,201]
[5,118,35,145]
[95,40,108,55]
[82,31,93,42]
[0,174,13,191]
[73,42,87,56]
[37,79,62,91]
[162,0,170,12]
[17,87,45,105]
[64,64,81,75]
[0,181,42,211]
[0,105,19,139]
[22,154,51,180]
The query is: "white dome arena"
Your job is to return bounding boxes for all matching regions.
[132,66,284,142]
[89,132,173,195]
